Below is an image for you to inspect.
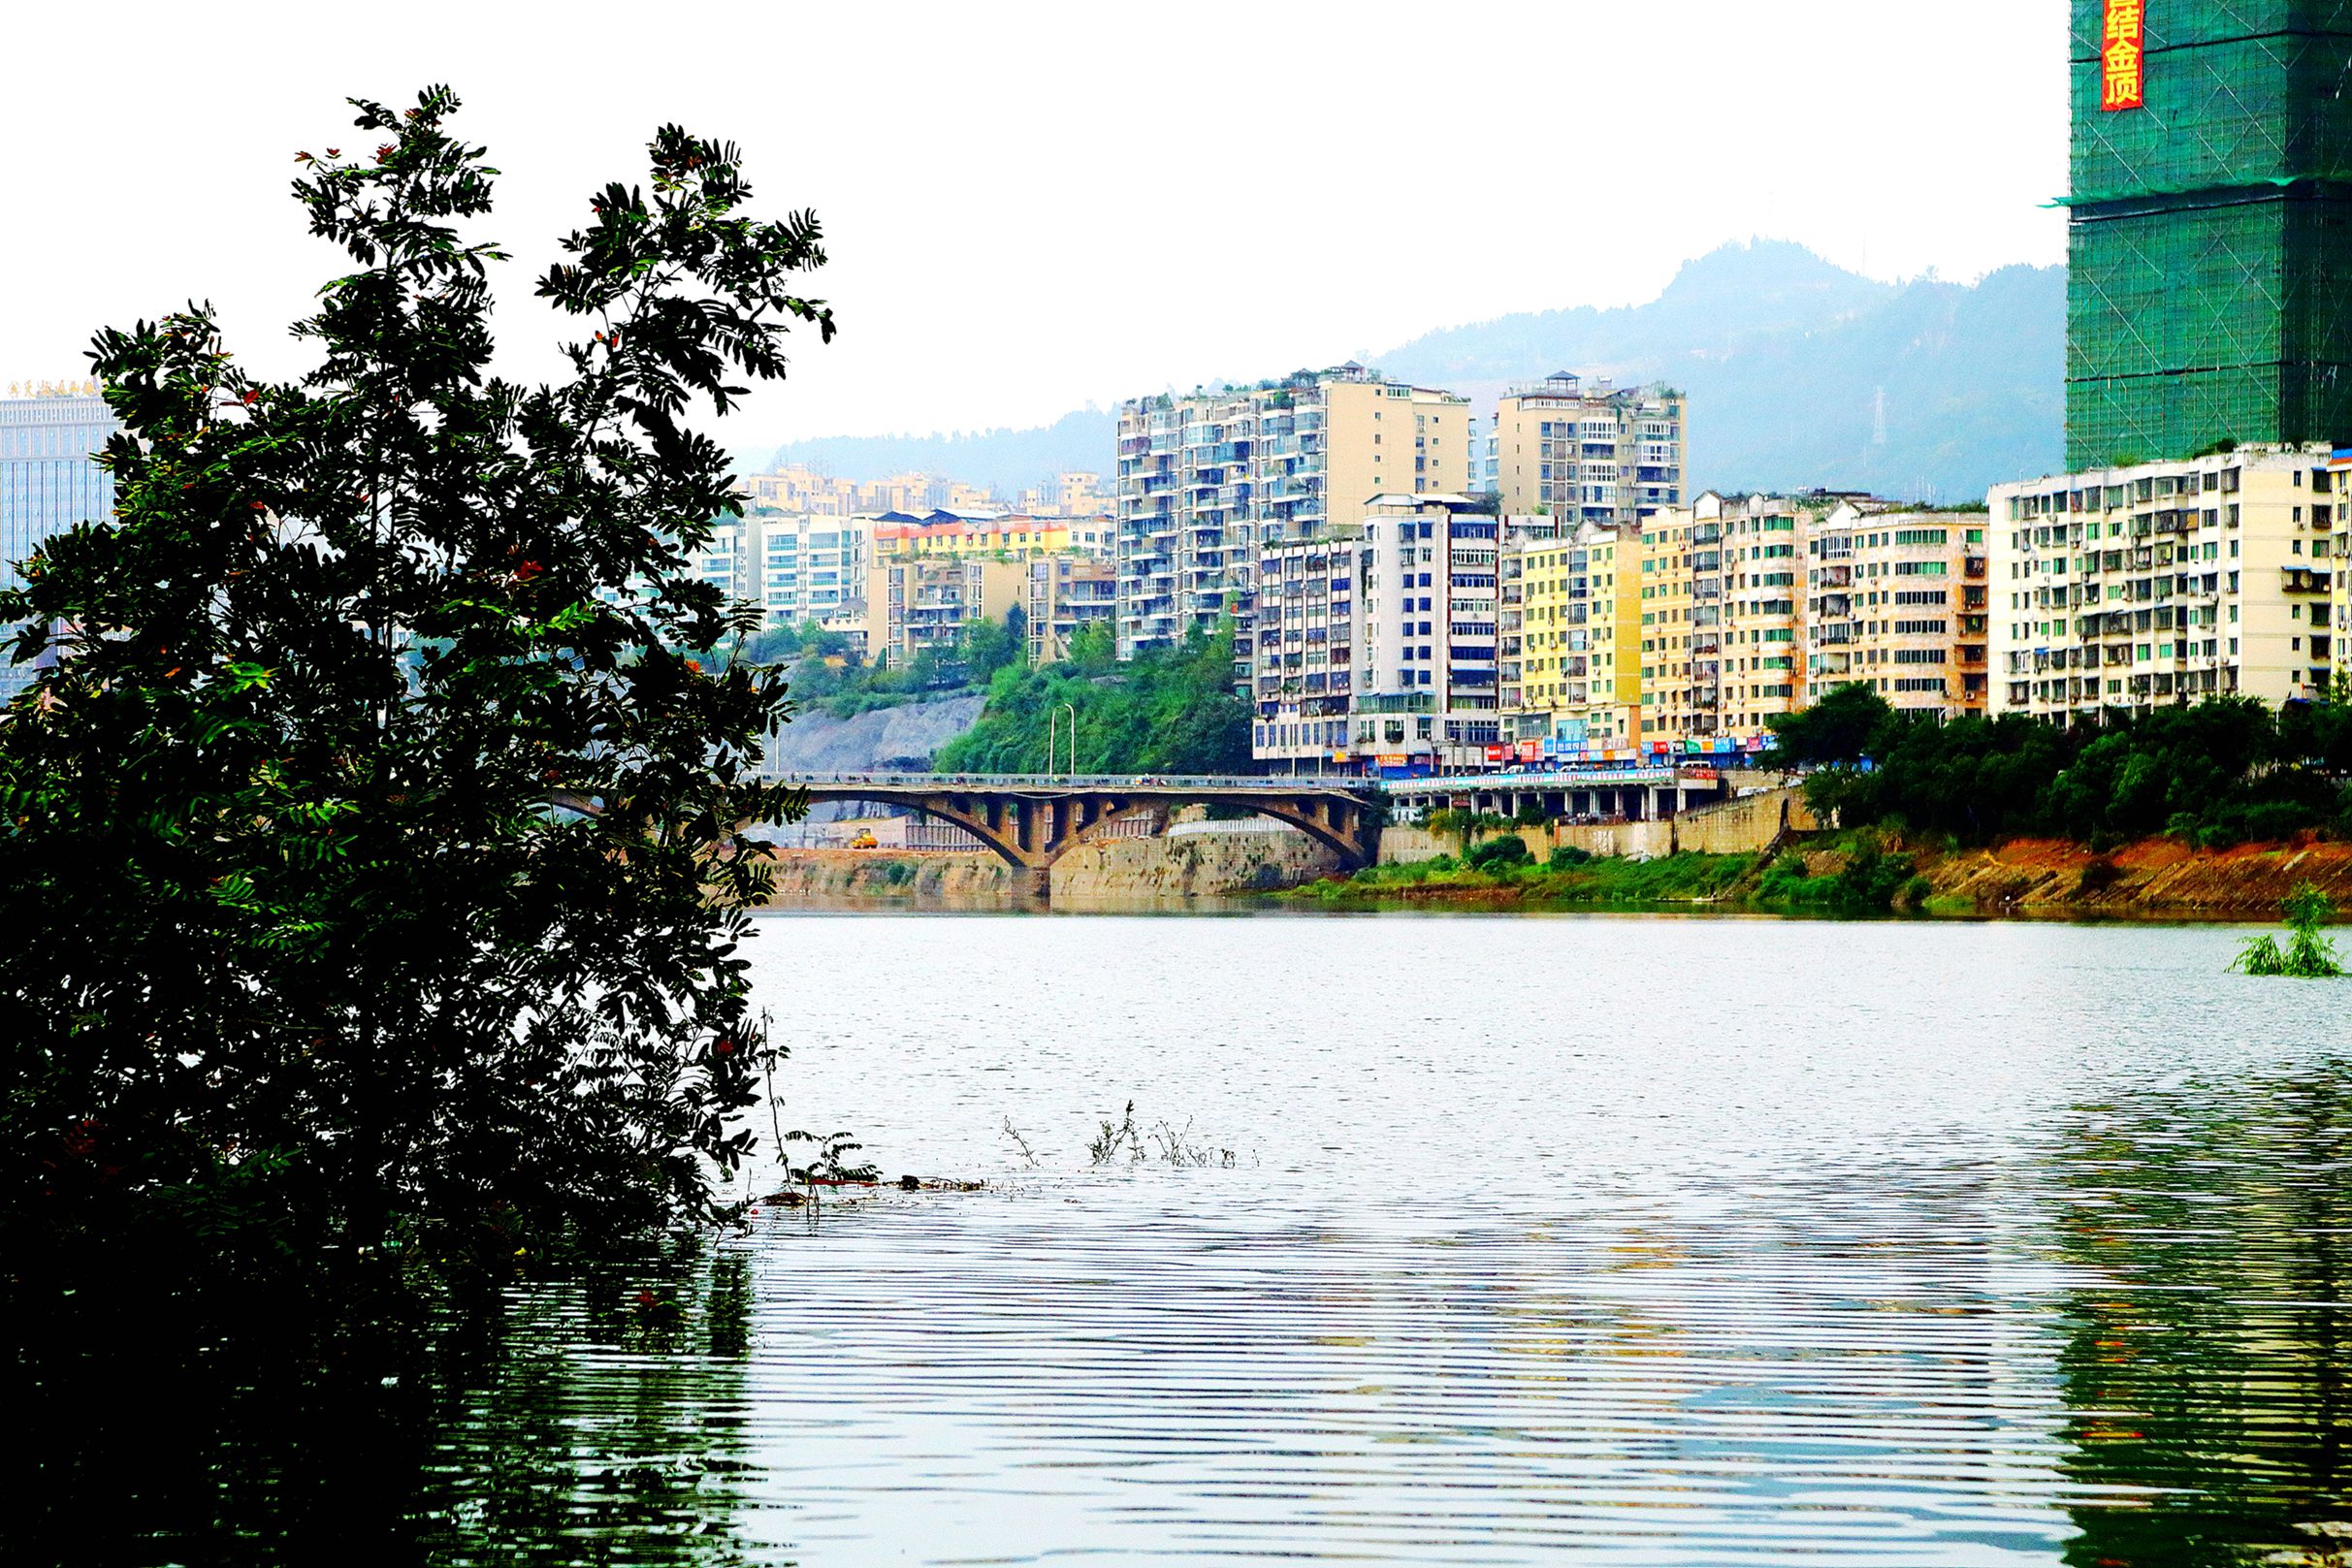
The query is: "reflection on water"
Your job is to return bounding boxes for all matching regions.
[18,914,2352,1565]
[2053,1072,2352,1566]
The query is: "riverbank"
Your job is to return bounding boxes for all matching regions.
[1294,831,2352,920]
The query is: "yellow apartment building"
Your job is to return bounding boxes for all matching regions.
[1638,510,1702,745]
[871,512,1113,561]
[1514,521,1642,753]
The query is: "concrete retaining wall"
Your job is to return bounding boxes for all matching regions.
[1378,785,1813,867]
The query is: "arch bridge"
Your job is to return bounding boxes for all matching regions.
[766,772,1382,897]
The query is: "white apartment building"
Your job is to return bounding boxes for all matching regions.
[746,510,872,629]
[1988,447,2339,721]
[1487,373,1686,528]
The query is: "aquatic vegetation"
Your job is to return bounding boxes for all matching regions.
[2234,882,2345,976]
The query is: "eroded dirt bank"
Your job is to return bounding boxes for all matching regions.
[1914,836,2352,918]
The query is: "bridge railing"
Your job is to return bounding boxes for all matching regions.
[762,770,1376,793]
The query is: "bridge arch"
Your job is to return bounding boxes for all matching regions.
[765,775,1380,894]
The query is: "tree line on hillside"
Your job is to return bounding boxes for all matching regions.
[1767,684,2352,849]
[932,624,1252,776]
[735,611,1027,719]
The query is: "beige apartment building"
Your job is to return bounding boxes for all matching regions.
[865,555,1024,669]
[1488,373,1686,528]
[1015,471,1113,518]
[1803,504,1989,716]
[1025,556,1116,663]
[871,511,1112,561]
[746,466,989,519]
[1989,447,2337,720]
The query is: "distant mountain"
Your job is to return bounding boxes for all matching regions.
[741,240,2063,506]
[754,406,1116,496]
[1378,240,2063,503]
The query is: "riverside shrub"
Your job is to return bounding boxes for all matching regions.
[0,88,831,1274]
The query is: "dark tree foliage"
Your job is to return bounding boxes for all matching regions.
[933,625,1251,775]
[1769,684,2352,848]
[0,88,834,1274]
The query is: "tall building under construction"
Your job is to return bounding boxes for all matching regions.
[2066,1,2352,468]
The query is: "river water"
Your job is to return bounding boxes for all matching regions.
[50,912,2352,1564]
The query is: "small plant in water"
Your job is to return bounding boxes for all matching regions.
[2234,882,2345,977]
[1002,1117,1040,1168]
[1088,1101,1143,1165]
[786,1129,882,1185]
[1148,1118,1236,1168]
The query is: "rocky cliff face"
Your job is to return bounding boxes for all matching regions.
[766,693,986,773]
[754,825,1340,908]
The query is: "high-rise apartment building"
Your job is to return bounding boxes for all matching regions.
[1,383,121,698]
[2065,1,2352,468]
[1114,366,1469,661]
[746,510,872,629]
[2,383,117,587]
[1989,446,2336,720]
[1250,531,1360,770]
[1250,496,1530,772]
[1802,505,1989,716]
[1350,495,1512,769]
[1487,374,1685,527]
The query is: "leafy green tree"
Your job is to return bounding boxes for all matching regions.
[1764,681,1891,766]
[1783,689,2352,849]
[0,88,834,1270]
[1063,620,1114,671]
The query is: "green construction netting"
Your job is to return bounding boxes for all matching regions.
[2071,0,2352,61]
[2065,2,2352,464]
[2071,25,2352,200]
[2066,191,2352,465]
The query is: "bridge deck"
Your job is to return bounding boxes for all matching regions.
[767,772,1378,798]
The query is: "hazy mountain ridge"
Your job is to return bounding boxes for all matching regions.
[1377,240,2063,502]
[748,240,2063,504]
[753,407,1117,499]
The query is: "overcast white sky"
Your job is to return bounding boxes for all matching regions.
[3,1,2066,451]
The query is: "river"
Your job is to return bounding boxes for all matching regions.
[47,912,2352,1564]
